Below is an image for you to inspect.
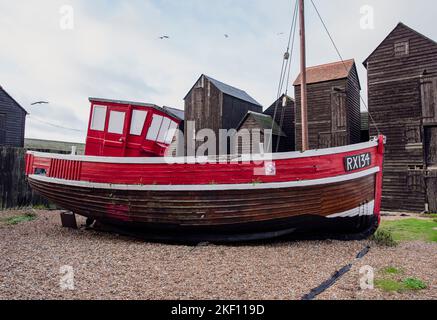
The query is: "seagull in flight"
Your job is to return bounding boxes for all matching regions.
[31,101,49,105]
[224,34,229,38]
[159,35,170,40]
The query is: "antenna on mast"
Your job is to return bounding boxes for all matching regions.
[299,0,309,151]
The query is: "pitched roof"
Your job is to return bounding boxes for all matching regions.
[237,111,286,137]
[185,75,262,106]
[163,106,184,120]
[0,85,28,114]
[363,22,437,67]
[293,59,356,86]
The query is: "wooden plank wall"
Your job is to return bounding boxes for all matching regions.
[0,147,49,209]
[366,23,437,212]
[0,88,26,147]
[295,78,348,151]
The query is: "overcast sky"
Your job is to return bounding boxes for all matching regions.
[1,0,436,143]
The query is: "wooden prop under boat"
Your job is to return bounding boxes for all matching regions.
[25,136,385,242]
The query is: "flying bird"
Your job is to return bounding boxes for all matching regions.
[224,34,229,38]
[277,32,284,36]
[159,35,170,40]
[31,101,49,105]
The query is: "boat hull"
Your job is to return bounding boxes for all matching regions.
[26,138,385,242]
[28,171,378,241]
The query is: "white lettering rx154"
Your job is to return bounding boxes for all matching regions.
[171,304,265,317]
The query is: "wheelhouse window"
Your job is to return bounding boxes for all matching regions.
[90,105,107,131]
[146,115,163,141]
[157,117,171,143]
[130,110,148,136]
[108,111,126,134]
[165,121,178,144]
[394,41,409,57]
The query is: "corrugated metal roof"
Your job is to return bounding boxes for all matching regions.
[204,75,262,106]
[293,59,355,86]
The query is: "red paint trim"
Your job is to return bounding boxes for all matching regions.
[27,143,383,188]
[373,135,386,222]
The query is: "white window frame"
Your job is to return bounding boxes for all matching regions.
[90,105,107,131]
[130,110,148,136]
[108,111,126,134]
[146,115,163,141]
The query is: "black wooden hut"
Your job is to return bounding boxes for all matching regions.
[0,86,27,147]
[184,75,262,155]
[364,22,437,213]
[293,59,361,151]
[236,111,285,155]
[263,94,295,152]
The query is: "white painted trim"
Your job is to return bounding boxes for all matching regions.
[26,140,379,165]
[29,167,379,192]
[327,200,375,219]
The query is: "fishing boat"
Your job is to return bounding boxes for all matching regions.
[25,0,385,242]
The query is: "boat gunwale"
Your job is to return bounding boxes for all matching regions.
[26,139,379,165]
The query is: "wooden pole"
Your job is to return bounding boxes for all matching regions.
[299,0,309,151]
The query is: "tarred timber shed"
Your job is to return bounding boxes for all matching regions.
[364,22,437,212]
[184,75,263,155]
[263,94,295,152]
[294,59,361,151]
[85,98,183,158]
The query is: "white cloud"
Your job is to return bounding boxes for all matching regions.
[0,0,436,143]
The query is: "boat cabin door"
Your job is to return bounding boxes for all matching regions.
[103,105,129,157]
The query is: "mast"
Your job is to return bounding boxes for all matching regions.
[299,0,309,151]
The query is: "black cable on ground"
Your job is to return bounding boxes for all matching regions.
[301,244,371,300]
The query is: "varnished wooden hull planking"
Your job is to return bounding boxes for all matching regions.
[28,173,377,240]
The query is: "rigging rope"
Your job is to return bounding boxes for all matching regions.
[28,114,85,133]
[309,0,381,135]
[268,0,299,153]
[276,3,299,152]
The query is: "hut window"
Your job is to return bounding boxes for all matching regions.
[108,111,126,134]
[90,105,107,131]
[405,125,421,144]
[146,115,163,141]
[130,110,148,136]
[394,41,409,57]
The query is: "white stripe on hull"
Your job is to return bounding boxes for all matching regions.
[29,166,379,192]
[327,200,375,219]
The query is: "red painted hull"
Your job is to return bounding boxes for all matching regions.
[25,137,385,241]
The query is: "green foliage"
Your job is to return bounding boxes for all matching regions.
[2,211,37,225]
[375,279,405,292]
[376,266,428,293]
[402,278,428,290]
[381,266,403,275]
[371,229,398,247]
[379,219,437,243]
